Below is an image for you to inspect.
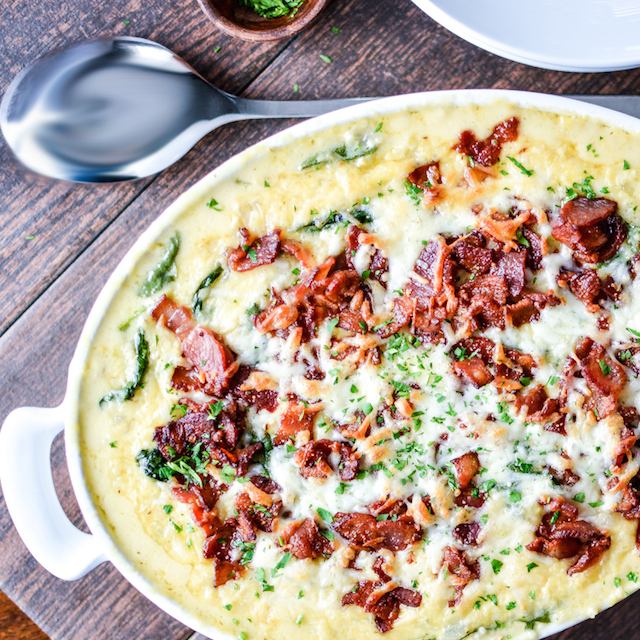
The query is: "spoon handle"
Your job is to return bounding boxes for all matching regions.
[234,95,640,124]
[234,96,372,120]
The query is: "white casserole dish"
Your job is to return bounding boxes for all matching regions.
[3,89,640,639]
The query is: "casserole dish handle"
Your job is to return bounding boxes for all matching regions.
[0,405,107,580]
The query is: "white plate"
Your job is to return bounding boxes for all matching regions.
[412,0,640,72]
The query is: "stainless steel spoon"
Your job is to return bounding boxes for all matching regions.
[2,36,640,183]
[0,37,369,183]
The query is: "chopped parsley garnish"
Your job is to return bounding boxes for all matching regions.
[238,0,304,18]
[506,156,534,177]
[316,508,334,523]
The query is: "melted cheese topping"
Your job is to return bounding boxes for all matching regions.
[78,101,640,640]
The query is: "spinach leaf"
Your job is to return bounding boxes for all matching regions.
[135,448,173,482]
[351,209,373,224]
[100,328,149,405]
[136,441,210,487]
[138,232,180,297]
[297,211,345,233]
[192,265,223,314]
[518,612,550,630]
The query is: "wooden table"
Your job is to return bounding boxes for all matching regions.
[2,0,640,638]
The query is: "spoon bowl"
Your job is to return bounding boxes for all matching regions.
[0,38,241,182]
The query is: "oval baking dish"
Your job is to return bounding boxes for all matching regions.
[3,90,640,640]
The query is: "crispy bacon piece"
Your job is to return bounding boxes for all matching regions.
[209,442,263,477]
[452,357,493,388]
[345,225,389,286]
[527,497,611,575]
[453,522,482,547]
[228,228,281,272]
[515,384,565,433]
[281,518,333,559]
[408,161,441,191]
[552,196,626,264]
[342,556,422,633]
[451,231,493,275]
[152,295,238,395]
[615,473,640,551]
[441,546,480,606]
[575,337,627,419]
[451,452,480,488]
[275,396,322,445]
[459,274,509,306]
[294,439,360,481]
[616,345,640,376]
[450,337,537,391]
[557,268,601,313]
[377,296,414,339]
[235,491,281,542]
[256,256,371,343]
[548,466,580,486]
[332,512,422,552]
[506,290,561,327]
[399,237,457,341]
[407,161,443,203]
[250,474,281,495]
[154,401,245,458]
[172,476,225,537]
[453,117,519,167]
[228,366,279,412]
[522,227,545,270]
[557,268,621,313]
[490,249,527,297]
[202,518,245,586]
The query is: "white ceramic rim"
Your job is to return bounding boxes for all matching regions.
[410,0,640,72]
[63,89,640,639]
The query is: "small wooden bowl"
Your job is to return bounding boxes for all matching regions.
[196,0,330,42]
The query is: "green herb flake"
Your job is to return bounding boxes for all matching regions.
[506,602,516,610]
[272,552,292,576]
[295,614,304,625]
[526,562,539,573]
[573,492,586,503]
[293,83,299,92]
[624,160,631,170]
[238,0,304,19]
[599,359,611,376]
[109,441,117,448]
[317,507,334,523]
[491,559,504,575]
[319,54,332,64]
[506,156,534,177]
[163,504,173,514]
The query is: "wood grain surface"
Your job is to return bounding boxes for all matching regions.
[2,0,640,638]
